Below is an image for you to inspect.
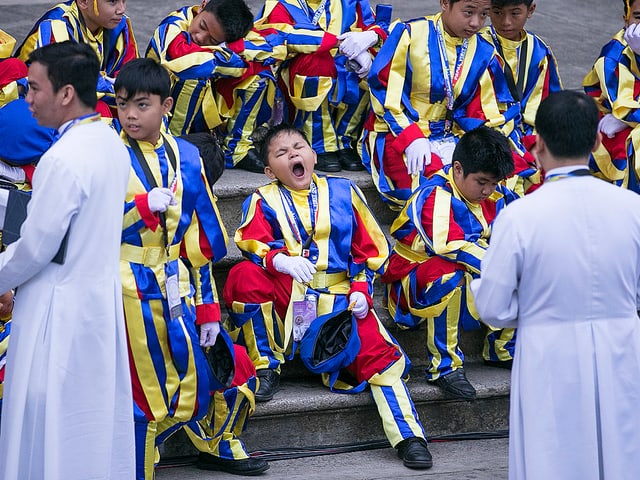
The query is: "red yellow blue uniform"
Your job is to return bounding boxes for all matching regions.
[254,0,389,155]
[382,166,519,380]
[120,133,255,479]
[14,0,138,113]
[223,173,428,447]
[364,13,522,210]
[0,314,8,420]
[146,5,279,168]
[584,28,640,190]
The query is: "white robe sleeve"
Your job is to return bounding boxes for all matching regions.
[470,209,522,328]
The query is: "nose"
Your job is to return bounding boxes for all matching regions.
[116,0,126,15]
[469,14,483,30]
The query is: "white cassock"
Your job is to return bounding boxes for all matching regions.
[0,119,135,480]
[471,168,640,480]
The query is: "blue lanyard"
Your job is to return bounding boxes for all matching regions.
[545,169,591,182]
[436,19,468,133]
[55,112,100,142]
[278,181,318,253]
[298,0,328,25]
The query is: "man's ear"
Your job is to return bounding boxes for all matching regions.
[592,131,602,153]
[59,84,75,107]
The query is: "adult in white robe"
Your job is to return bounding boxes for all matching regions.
[0,41,135,480]
[471,90,640,480]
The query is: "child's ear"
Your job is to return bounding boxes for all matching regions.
[264,165,276,179]
[528,3,536,18]
[162,97,173,115]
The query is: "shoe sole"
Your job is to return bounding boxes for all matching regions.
[403,459,434,469]
[196,462,270,476]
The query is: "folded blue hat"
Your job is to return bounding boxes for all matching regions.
[0,98,56,165]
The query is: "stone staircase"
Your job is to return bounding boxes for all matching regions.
[161,168,510,460]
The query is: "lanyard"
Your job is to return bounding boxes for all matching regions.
[490,27,528,103]
[298,0,329,25]
[436,19,468,133]
[278,181,318,256]
[127,134,178,253]
[545,169,591,182]
[55,113,100,142]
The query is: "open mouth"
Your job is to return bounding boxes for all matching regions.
[292,161,305,178]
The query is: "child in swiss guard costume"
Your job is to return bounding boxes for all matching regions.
[222,123,433,470]
[114,58,267,479]
[583,0,640,191]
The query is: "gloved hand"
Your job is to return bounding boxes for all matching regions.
[337,31,379,58]
[147,187,176,213]
[598,113,627,138]
[0,161,25,183]
[349,291,368,319]
[350,50,372,79]
[625,23,640,55]
[272,253,317,283]
[200,321,220,347]
[404,138,432,176]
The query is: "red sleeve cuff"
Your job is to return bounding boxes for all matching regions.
[195,303,222,325]
[134,194,161,232]
[265,248,288,274]
[392,123,426,156]
[348,282,373,308]
[319,33,339,53]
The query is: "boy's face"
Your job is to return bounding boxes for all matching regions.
[490,2,535,41]
[116,90,173,145]
[626,0,640,27]
[451,160,500,203]
[26,61,66,129]
[77,0,126,33]
[189,1,226,46]
[441,0,490,39]
[264,131,317,191]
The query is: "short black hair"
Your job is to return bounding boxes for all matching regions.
[535,91,599,159]
[257,123,309,166]
[203,0,254,42]
[28,41,99,109]
[180,132,225,186]
[114,58,171,102]
[451,126,514,180]
[491,0,534,7]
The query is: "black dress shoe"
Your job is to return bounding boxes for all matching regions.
[484,359,513,369]
[315,152,342,172]
[432,368,476,400]
[338,148,364,171]
[236,148,265,173]
[196,453,269,476]
[396,437,433,469]
[255,368,280,402]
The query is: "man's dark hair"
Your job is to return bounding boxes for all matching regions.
[535,90,599,159]
[114,58,171,102]
[257,123,310,166]
[28,41,99,109]
[180,132,225,186]
[203,0,254,42]
[491,0,534,8]
[452,126,514,179]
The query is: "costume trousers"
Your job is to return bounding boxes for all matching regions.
[124,295,211,480]
[0,319,8,420]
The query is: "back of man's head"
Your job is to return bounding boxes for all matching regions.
[203,0,254,42]
[28,41,99,109]
[535,91,599,159]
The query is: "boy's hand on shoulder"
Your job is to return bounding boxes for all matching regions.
[272,253,316,283]
[625,23,640,54]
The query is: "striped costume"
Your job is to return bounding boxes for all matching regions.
[584,29,640,190]
[254,0,388,155]
[382,166,519,380]
[146,5,278,168]
[223,174,427,448]
[364,13,522,210]
[120,133,256,480]
[14,0,138,113]
[0,317,7,420]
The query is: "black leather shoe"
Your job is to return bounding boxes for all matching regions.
[338,148,364,171]
[255,369,280,402]
[396,437,433,469]
[315,152,342,172]
[484,359,513,369]
[196,453,269,476]
[236,148,265,173]
[432,368,476,400]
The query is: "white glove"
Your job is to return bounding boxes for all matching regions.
[349,291,368,319]
[147,187,176,213]
[351,50,372,78]
[598,113,627,138]
[625,23,640,55]
[0,161,25,183]
[272,253,317,284]
[404,138,432,176]
[199,321,220,347]
[337,31,379,58]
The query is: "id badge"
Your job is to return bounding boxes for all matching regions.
[165,259,183,320]
[292,297,316,342]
